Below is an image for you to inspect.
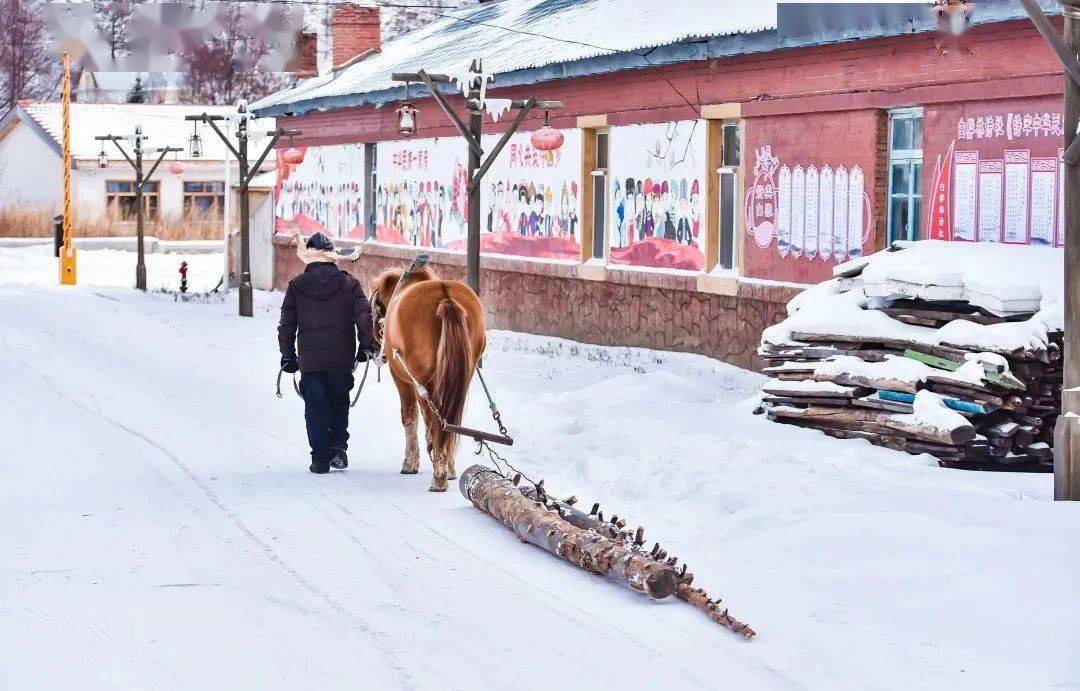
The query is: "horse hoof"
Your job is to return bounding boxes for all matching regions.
[447,473,457,481]
[401,468,418,475]
[428,484,448,492]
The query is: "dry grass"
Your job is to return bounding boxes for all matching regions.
[0,205,224,241]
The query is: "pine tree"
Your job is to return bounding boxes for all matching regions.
[127,75,145,103]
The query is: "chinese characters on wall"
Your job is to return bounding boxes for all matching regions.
[928,105,1064,247]
[745,145,872,263]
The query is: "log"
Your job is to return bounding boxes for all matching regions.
[520,485,755,638]
[458,465,679,599]
[769,404,975,445]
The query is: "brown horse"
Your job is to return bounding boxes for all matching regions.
[369,266,487,491]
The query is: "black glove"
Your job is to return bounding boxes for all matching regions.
[356,346,377,363]
[281,355,299,373]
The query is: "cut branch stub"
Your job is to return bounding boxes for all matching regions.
[460,465,679,599]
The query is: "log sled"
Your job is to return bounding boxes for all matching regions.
[459,464,755,638]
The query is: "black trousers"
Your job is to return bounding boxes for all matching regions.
[299,370,354,465]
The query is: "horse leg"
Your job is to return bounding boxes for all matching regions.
[393,374,421,475]
[421,407,449,492]
[446,440,457,482]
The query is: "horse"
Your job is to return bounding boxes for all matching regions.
[369,266,487,491]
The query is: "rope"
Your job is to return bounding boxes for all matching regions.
[275,360,370,408]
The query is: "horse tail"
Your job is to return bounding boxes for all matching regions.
[432,295,472,458]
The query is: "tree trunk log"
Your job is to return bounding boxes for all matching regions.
[519,481,756,638]
[459,465,679,599]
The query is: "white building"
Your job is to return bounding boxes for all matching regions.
[0,101,275,241]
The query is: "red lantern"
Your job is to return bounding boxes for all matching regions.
[530,110,563,151]
[168,160,186,177]
[282,147,305,170]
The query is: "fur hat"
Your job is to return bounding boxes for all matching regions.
[293,231,361,264]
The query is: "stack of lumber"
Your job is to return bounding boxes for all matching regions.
[756,242,1063,472]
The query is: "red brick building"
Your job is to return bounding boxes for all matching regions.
[253,0,1066,370]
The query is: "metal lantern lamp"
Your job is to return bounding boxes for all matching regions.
[530,110,564,151]
[188,121,204,158]
[396,82,419,137]
[97,142,108,168]
[397,100,419,137]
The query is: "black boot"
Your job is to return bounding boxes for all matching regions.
[309,461,330,474]
[330,447,348,470]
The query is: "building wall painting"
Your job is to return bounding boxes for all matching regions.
[372,131,581,259]
[924,97,1065,247]
[464,129,582,260]
[741,109,882,284]
[608,120,706,271]
[275,144,366,238]
[744,145,873,264]
[373,136,468,248]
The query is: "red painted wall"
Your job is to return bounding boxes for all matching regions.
[742,109,884,283]
[922,95,1064,246]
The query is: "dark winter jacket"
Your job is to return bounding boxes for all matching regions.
[278,262,375,373]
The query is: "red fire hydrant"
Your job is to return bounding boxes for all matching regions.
[179,261,189,294]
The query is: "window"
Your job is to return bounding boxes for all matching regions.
[183,181,225,220]
[106,180,159,221]
[718,121,741,270]
[591,130,609,260]
[887,108,923,243]
[365,142,377,239]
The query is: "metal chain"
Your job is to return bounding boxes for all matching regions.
[475,365,508,437]
[392,349,450,428]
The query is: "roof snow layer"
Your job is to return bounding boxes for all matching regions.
[252,0,778,116]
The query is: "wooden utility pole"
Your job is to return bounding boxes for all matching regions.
[95,131,181,291]
[1021,0,1080,499]
[391,61,562,296]
[186,107,299,317]
[59,52,76,286]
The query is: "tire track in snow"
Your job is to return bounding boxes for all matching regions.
[18,360,417,689]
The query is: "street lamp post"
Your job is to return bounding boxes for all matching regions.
[186,104,301,317]
[391,61,563,296]
[95,129,182,291]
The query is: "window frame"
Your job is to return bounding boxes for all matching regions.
[105,179,160,222]
[716,119,742,272]
[182,180,226,221]
[590,129,610,262]
[887,107,924,244]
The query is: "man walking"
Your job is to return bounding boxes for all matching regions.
[278,233,377,474]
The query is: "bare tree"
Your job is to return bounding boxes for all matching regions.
[181,4,286,104]
[0,0,55,109]
[94,0,134,61]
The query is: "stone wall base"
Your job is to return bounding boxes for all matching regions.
[272,235,800,372]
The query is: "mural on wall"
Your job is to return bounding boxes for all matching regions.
[609,120,706,271]
[457,129,581,260]
[374,137,469,248]
[373,131,581,259]
[275,144,366,238]
[926,105,1065,246]
[745,145,872,262]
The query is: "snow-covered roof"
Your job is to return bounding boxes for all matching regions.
[252,0,778,116]
[253,0,1057,119]
[11,101,275,163]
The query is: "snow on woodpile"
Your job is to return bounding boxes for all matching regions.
[757,240,1063,471]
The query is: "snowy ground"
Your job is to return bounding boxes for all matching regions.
[2,246,1078,690]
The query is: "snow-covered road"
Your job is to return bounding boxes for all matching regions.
[2,247,1078,690]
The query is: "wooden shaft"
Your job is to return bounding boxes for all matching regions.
[467,60,482,295]
[135,132,146,291]
[1060,0,1080,499]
